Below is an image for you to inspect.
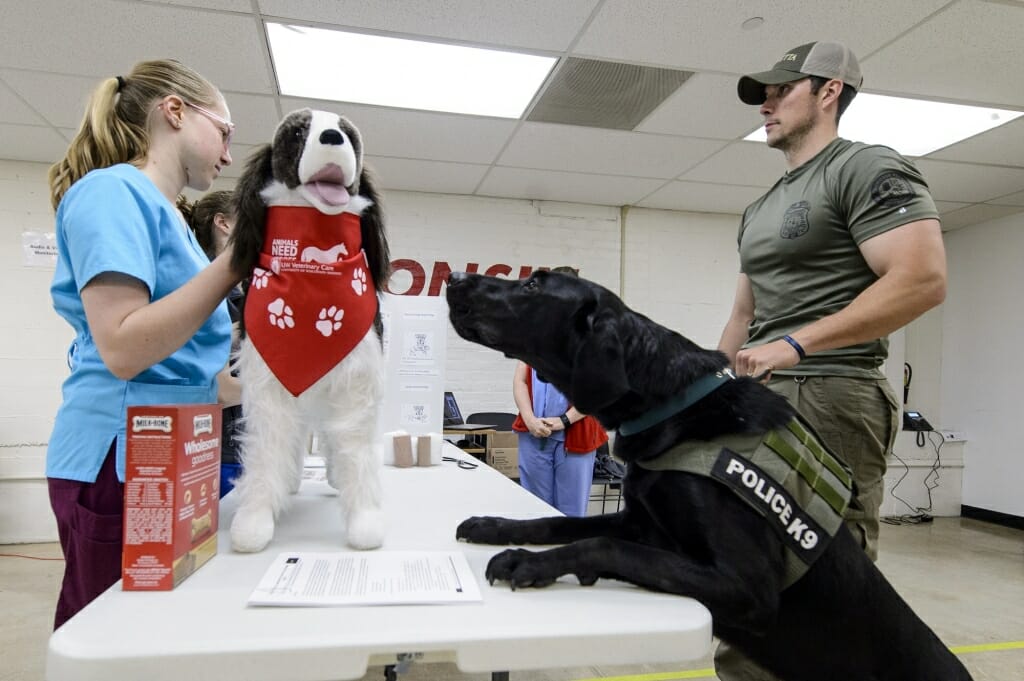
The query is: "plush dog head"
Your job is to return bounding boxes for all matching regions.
[230,108,390,292]
[446,270,729,421]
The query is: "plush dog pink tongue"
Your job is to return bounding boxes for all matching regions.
[306,164,350,206]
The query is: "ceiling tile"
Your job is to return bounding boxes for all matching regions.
[258,0,598,51]
[280,98,517,164]
[637,73,761,140]
[636,180,766,215]
[865,0,1024,108]
[679,141,785,187]
[365,156,489,196]
[0,1,274,93]
[1,0,1023,219]
[939,203,1024,231]
[574,0,949,71]
[1,71,102,129]
[0,124,70,164]
[914,158,1024,203]
[161,0,253,10]
[0,77,46,126]
[927,116,1024,168]
[222,93,282,146]
[498,122,724,178]
[477,167,663,206]
[987,190,1024,207]
[935,200,971,214]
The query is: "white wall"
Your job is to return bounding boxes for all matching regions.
[621,207,741,348]
[0,157,1004,542]
[941,212,1024,518]
[0,161,72,542]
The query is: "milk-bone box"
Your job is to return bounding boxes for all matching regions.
[123,404,221,590]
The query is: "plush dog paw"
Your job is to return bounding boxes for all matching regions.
[230,505,275,553]
[486,548,559,589]
[456,516,520,545]
[346,509,385,550]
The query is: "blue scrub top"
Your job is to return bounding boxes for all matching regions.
[48,164,231,482]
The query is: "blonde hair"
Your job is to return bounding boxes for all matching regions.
[48,59,221,210]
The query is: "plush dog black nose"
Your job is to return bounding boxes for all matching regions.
[319,129,344,145]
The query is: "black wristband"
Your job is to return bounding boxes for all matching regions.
[782,334,807,360]
[559,413,571,429]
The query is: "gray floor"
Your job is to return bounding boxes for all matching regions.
[2,517,1021,681]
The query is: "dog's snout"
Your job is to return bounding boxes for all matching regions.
[448,271,468,286]
[319,129,344,146]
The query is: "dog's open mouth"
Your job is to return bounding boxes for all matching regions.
[304,164,350,206]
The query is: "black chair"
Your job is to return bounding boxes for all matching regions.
[467,412,517,431]
[591,442,625,513]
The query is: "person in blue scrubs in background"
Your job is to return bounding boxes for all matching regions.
[511,267,609,517]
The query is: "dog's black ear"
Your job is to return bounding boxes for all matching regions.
[229,144,273,277]
[569,310,630,414]
[356,165,391,293]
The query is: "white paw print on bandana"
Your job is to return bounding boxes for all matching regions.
[267,298,294,330]
[315,305,345,337]
[251,268,270,290]
[351,267,368,296]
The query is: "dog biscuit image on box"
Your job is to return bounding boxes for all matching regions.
[191,511,213,541]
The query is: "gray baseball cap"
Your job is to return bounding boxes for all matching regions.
[737,41,863,105]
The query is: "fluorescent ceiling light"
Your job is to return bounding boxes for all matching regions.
[266,23,556,118]
[743,92,1023,156]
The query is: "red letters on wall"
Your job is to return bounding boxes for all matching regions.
[388,260,543,296]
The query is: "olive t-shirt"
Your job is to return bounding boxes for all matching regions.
[738,138,939,378]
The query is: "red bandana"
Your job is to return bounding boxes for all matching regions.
[244,206,377,396]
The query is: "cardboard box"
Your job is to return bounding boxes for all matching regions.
[123,404,221,590]
[487,431,519,478]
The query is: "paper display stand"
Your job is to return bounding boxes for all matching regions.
[379,294,447,438]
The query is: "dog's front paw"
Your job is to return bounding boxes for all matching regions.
[346,509,385,550]
[486,548,558,590]
[456,516,519,545]
[230,505,275,553]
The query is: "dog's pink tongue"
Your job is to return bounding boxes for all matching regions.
[309,181,351,206]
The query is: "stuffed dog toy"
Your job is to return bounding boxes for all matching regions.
[447,270,971,681]
[228,108,390,553]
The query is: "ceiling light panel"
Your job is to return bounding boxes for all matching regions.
[744,92,1024,157]
[267,22,556,118]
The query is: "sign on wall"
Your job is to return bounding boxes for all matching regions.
[22,231,57,267]
[379,293,448,435]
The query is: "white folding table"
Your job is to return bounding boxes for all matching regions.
[47,444,711,680]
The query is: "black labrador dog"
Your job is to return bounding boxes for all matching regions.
[446,270,970,681]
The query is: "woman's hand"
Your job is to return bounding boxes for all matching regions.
[542,416,566,432]
[526,415,552,438]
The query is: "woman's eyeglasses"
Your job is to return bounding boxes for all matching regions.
[185,101,235,146]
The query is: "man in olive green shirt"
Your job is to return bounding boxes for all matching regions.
[717,42,947,679]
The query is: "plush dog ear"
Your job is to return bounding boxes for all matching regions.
[355,165,391,293]
[569,310,630,414]
[229,144,273,277]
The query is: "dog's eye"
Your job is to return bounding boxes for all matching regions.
[523,279,539,292]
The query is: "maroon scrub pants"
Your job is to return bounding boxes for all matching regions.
[48,443,123,630]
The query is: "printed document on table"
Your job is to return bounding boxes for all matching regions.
[248,551,482,606]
